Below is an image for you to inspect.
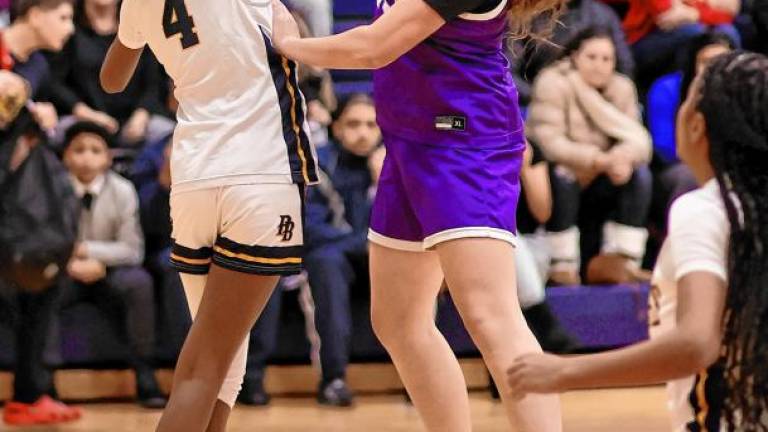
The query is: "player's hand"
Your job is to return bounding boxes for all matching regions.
[271,0,301,54]
[507,353,569,397]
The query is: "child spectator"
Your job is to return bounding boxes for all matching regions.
[58,121,166,409]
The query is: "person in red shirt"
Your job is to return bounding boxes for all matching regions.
[625,0,741,93]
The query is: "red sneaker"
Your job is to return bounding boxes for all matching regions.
[3,396,82,425]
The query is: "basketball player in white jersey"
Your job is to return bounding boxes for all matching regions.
[100,1,318,430]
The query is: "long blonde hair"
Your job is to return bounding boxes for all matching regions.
[507,0,566,40]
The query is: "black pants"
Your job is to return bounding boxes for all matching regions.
[547,165,653,232]
[9,286,59,403]
[59,266,156,368]
[246,239,366,385]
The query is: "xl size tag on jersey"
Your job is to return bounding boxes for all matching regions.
[435,116,466,132]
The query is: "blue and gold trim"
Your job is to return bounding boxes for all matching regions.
[170,242,213,275]
[260,28,318,185]
[211,237,303,276]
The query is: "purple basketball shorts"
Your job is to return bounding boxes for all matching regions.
[368,132,524,252]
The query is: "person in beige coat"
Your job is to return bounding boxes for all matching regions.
[526,26,653,285]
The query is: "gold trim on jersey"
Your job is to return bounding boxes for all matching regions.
[281,58,310,184]
[695,370,710,431]
[213,245,302,265]
[170,253,212,266]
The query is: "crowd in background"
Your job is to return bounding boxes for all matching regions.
[0,0,765,425]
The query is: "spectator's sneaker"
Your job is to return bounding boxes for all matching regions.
[238,378,271,406]
[136,369,168,409]
[586,254,651,285]
[2,396,82,425]
[318,379,354,407]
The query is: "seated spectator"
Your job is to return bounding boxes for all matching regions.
[516,140,578,352]
[625,0,741,92]
[240,94,382,407]
[646,32,734,235]
[526,27,653,286]
[58,121,167,409]
[133,136,190,357]
[294,11,337,149]
[508,0,634,105]
[48,0,173,151]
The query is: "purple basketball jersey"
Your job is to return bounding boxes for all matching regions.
[373,0,524,147]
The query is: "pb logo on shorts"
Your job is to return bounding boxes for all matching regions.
[277,215,295,242]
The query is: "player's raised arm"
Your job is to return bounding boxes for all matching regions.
[100,41,143,94]
[270,0,445,69]
[100,0,146,93]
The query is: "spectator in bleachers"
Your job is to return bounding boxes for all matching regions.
[48,0,173,149]
[0,1,80,426]
[133,135,191,359]
[0,71,82,426]
[509,0,634,105]
[516,140,578,352]
[646,31,734,239]
[625,0,741,92]
[294,11,337,149]
[1,0,71,133]
[239,94,381,407]
[526,27,652,286]
[58,121,167,409]
[295,93,381,405]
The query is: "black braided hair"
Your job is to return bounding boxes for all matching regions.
[698,51,768,431]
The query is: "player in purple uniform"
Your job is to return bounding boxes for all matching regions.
[272,0,564,431]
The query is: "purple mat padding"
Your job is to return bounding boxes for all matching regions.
[546,284,650,348]
[437,284,650,355]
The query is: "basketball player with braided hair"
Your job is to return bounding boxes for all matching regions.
[508,51,768,431]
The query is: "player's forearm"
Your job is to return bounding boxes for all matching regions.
[280,26,394,70]
[100,40,143,93]
[560,329,719,389]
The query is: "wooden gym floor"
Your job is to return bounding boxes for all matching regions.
[0,360,671,431]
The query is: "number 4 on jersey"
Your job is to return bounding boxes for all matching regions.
[163,0,200,49]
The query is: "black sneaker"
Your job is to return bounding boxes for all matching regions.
[238,378,271,406]
[317,379,354,407]
[135,369,168,409]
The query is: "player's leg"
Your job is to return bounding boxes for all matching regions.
[436,238,562,432]
[176,273,248,432]
[369,242,472,432]
[156,268,278,432]
[367,135,472,431]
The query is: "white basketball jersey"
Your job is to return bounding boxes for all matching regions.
[117,0,318,192]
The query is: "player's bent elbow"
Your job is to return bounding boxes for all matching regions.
[99,69,125,94]
[678,332,722,372]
